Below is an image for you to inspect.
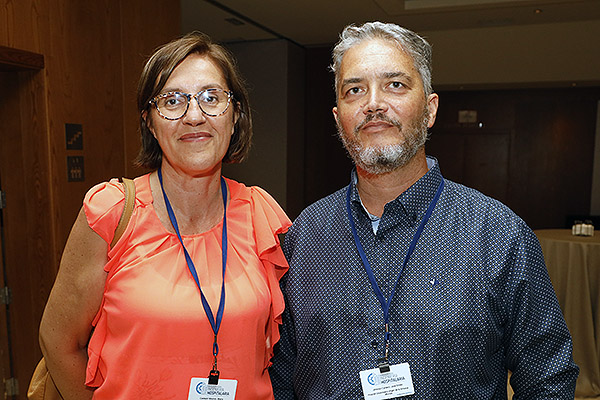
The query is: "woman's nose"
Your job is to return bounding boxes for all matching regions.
[182,96,207,124]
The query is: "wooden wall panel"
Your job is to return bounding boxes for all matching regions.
[0,251,10,397]
[119,2,181,179]
[428,88,599,229]
[0,1,180,397]
[15,69,53,395]
[0,70,24,396]
[0,66,52,397]
[44,0,126,252]
[509,92,597,228]
[0,0,47,53]
[428,130,511,204]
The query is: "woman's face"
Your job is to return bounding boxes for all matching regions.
[146,53,237,177]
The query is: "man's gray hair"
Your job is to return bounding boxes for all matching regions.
[330,21,433,98]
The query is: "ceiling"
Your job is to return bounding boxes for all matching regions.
[181,0,600,47]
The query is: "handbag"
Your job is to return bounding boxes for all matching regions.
[27,177,136,400]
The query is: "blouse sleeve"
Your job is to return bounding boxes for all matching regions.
[249,186,292,365]
[83,178,126,245]
[82,178,126,387]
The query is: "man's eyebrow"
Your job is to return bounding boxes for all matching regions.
[340,77,363,87]
[340,72,414,87]
[381,71,412,82]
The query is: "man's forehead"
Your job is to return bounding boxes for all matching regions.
[341,39,410,66]
[346,37,406,57]
[338,40,415,79]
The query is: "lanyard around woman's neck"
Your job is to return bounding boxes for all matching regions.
[346,177,444,367]
[157,167,228,381]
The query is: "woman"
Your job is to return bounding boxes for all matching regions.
[39,32,290,399]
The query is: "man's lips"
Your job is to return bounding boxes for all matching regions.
[354,113,401,134]
[360,121,394,131]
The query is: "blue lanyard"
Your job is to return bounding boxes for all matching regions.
[158,168,228,369]
[346,177,444,360]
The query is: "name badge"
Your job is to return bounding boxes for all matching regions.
[359,363,415,399]
[188,377,237,400]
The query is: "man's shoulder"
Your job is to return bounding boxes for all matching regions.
[283,186,350,257]
[443,179,527,229]
[296,186,348,221]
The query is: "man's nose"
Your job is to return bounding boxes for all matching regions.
[363,89,388,114]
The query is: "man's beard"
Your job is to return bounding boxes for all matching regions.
[337,106,430,175]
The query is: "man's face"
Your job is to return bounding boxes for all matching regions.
[332,38,439,174]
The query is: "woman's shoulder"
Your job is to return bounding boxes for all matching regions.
[85,174,151,209]
[83,173,152,243]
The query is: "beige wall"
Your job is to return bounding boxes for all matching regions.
[223,39,306,219]
[426,20,600,87]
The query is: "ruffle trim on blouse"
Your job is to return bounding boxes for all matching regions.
[86,326,106,387]
[226,179,291,366]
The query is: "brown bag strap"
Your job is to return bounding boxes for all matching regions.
[110,177,135,248]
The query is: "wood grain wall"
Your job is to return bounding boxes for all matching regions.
[428,88,600,229]
[0,1,180,397]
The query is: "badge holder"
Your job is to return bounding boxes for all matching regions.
[377,358,391,373]
[208,369,220,385]
[378,325,391,373]
[208,338,220,385]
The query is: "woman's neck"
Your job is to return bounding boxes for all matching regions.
[151,164,226,235]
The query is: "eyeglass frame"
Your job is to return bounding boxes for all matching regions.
[148,88,235,120]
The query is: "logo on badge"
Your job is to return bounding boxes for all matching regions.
[196,381,206,394]
[367,372,381,385]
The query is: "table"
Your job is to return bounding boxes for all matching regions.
[535,229,600,399]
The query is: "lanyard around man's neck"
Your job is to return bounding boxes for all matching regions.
[345,177,444,367]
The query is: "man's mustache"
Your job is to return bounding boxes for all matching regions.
[354,112,402,134]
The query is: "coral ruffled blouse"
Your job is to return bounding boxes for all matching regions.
[82,174,291,399]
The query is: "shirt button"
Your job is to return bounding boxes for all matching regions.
[371,340,378,349]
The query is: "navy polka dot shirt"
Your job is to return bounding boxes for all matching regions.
[270,158,578,399]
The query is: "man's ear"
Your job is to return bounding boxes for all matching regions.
[332,106,339,125]
[426,93,439,129]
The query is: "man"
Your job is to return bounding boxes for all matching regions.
[270,22,578,399]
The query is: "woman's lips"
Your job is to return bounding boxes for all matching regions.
[179,132,212,141]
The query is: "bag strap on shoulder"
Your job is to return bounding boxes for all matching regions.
[110,177,135,248]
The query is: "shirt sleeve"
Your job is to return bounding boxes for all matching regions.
[503,223,579,398]
[82,178,127,386]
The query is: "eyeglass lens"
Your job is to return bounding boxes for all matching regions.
[155,89,231,119]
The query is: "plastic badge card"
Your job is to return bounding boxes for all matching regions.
[188,378,237,400]
[359,363,415,400]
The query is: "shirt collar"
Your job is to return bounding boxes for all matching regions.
[350,156,444,223]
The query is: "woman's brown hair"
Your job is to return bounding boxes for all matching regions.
[135,31,252,169]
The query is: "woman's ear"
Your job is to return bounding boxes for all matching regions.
[234,101,241,125]
[232,102,241,135]
[142,110,156,138]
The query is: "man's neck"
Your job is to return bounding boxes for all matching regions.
[356,149,428,217]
